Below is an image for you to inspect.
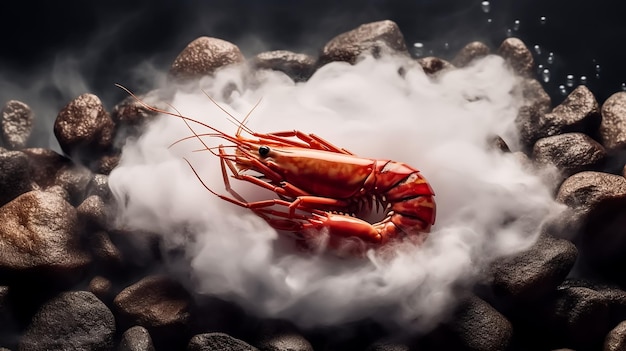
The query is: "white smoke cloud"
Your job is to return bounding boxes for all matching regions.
[108,54,563,330]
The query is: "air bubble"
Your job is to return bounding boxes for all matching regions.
[513,19,521,31]
[540,16,547,25]
[533,45,542,55]
[481,1,491,13]
[559,85,567,95]
[622,83,626,91]
[595,64,601,72]
[537,64,544,75]
[580,76,588,85]
[487,18,493,24]
[443,42,450,51]
[505,28,513,37]
[541,68,551,83]
[547,52,554,64]
[566,74,575,87]
[413,42,425,57]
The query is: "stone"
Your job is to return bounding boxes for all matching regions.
[551,286,611,350]
[518,78,552,114]
[416,56,454,75]
[490,235,577,302]
[252,50,317,82]
[532,133,606,177]
[252,319,313,351]
[118,325,156,351]
[1,100,33,149]
[0,149,33,206]
[556,172,626,280]
[77,195,111,231]
[0,191,90,279]
[88,275,113,305]
[497,37,534,77]
[600,91,626,152]
[22,148,72,189]
[604,320,626,351]
[556,171,626,215]
[516,85,600,147]
[19,291,115,351]
[169,37,245,81]
[452,41,490,67]
[187,332,258,351]
[114,275,192,347]
[86,173,113,202]
[53,93,115,161]
[320,20,409,65]
[445,295,513,351]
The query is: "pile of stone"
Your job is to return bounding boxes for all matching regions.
[1,19,626,351]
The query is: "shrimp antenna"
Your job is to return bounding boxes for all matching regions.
[200,89,260,137]
[114,84,243,148]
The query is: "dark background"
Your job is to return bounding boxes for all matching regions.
[1,0,625,114]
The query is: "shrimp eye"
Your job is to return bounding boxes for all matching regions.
[259,145,270,157]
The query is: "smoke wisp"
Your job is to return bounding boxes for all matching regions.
[108,54,563,331]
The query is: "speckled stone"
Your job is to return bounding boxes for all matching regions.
[1,100,33,149]
[169,36,245,81]
[498,37,534,77]
[452,41,490,67]
[600,91,626,152]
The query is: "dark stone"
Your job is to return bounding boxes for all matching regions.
[22,148,72,189]
[252,50,317,82]
[604,320,626,351]
[489,235,577,302]
[53,164,93,207]
[88,231,123,271]
[600,91,626,152]
[0,149,33,206]
[77,195,111,231]
[19,291,115,351]
[1,100,33,149]
[556,171,626,214]
[114,275,193,348]
[416,56,454,75]
[169,37,245,81]
[252,319,313,351]
[555,172,626,280]
[187,332,258,351]
[0,191,91,280]
[320,20,409,65]
[497,37,534,77]
[452,41,491,67]
[532,133,606,177]
[518,78,552,114]
[516,85,600,148]
[444,295,513,351]
[551,286,611,350]
[88,275,113,305]
[118,326,156,351]
[86,174,113,203]
[53,93,115,161]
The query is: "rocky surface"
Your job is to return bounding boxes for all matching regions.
[0,19,625,351]
[169,36,245,81]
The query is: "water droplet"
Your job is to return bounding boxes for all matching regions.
[566,74,575,87]
[596,73,601,79]
[540,16,547,25]
[443,42,450,51]
[413,42,425,57]
[542,68,551,83]
[559,85,567,95]
[505,28,513,37]
[481,1,491,13]
[547,52,555,64]
[487,18,493,24]
[537,64,545,75]
[513,19,521,31]
[580,76,588,85]
[533,45,542,55]
[595,64,601,72]
[622,83,626,91]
